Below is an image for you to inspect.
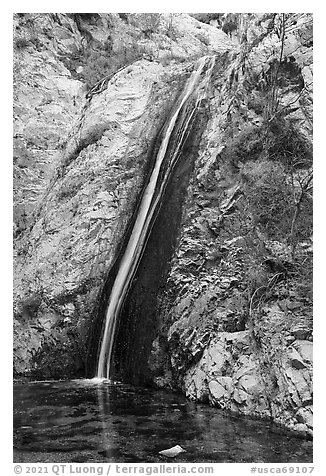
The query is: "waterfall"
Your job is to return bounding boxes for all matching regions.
[96,55,215,379]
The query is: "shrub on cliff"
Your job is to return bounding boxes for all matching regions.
[81,51,114,89]
[221,124,264,168]
[128,13,161,38]
[265,117,312,170]
[14,37,29,49]
[240,160,294,240]
[221,113,312,262]
[21,294,42,319]
[79,40,145,90]
[223,116,312,167]
[242,160,311,252]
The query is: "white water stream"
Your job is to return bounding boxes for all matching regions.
[97,56,215,378]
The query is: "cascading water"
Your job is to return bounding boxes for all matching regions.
[96,55,216,379]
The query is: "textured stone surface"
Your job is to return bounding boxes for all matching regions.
[13,14,85,235]
[13,14,312,436]
[148,14,313,435]
[13,59,181,376]
[13,13,231,378]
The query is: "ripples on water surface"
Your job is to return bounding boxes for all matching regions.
[13,380,312,463]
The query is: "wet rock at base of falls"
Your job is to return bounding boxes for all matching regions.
[159,445,187,458]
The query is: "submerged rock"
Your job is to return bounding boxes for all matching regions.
[159,445,186,458]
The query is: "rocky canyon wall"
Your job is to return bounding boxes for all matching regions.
[13,13,312,436]
[148,14,313,437]
[13,13,230,378]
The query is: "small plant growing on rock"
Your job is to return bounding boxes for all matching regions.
[165,15,178,41]
[81,51,113,89]
[140,13,161,38]
[21,294,42,319]
[118,13,129,23]
[128,13,161,38]
[240,160,294,241]
[14,37,29,49]
[222,18,238,36]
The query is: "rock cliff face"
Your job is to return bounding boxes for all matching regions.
[13,12,230,377]
[13,13,312,436]
[148,13,313,437]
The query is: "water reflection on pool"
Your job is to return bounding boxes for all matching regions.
[13,379,312,463]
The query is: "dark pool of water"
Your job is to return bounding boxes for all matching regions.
[13,379,312,463]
